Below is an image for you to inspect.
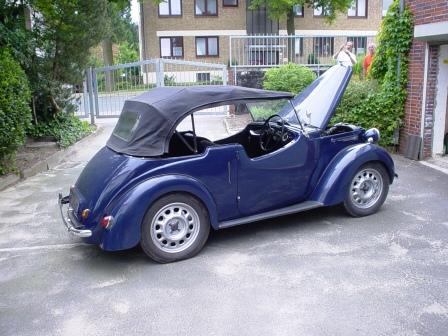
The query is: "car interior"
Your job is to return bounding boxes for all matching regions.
[163,120,294,159]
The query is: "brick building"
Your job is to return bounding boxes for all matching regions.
[138,0,393,64]
[402,0,448,158]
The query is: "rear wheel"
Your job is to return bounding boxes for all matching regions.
[141,193,210,263]
[343,163,390,217]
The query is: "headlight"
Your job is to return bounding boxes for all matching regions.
[364,128,380,144]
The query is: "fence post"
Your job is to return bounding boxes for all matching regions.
[82,77,89,118]
[86,67,95,125]
[155,58,165,87]
[92,70,100,117]
[222,65,228,86]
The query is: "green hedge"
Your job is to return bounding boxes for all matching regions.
[263,63,316,94]
[27,113,93,148]
[0,48,32,175]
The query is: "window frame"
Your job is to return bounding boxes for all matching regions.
[223,0,238,7]
[195,36,220,57]
[312,37,334,57]
[159,36,184,58]
[347,0,368,19]
[347,36,367,55]
[293,5,304,17]
[313,5,331,17]
[382,0,393,17]
[158,0,182,17]
[195,0,218,17]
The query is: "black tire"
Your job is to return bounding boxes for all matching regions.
[141,193,210,263]
[343,162,390,217]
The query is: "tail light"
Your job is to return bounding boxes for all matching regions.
[100,215,114,229]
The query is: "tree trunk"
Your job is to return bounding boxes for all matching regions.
[102,38,114,92]
[286,7,296,63]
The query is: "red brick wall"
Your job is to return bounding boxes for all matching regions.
[401,0,448,158]
[407,0,448,25]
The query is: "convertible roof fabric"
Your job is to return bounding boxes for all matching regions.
[107,86,293,157]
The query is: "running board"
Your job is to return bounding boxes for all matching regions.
[218,201,323,229]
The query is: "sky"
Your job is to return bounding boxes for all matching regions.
[131,0,140,24]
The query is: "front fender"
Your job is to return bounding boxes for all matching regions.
[100,174,218,251]
[310,143,395,206]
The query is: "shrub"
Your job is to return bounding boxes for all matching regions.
[333,1,413,146]
[333,79,379,120]
[0,48,32,175]
[27,114,93,148]
[263,63,316,94]
[237,70,265,89]
[332,78,405,145]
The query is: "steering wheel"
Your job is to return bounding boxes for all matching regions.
[259,114,287,152]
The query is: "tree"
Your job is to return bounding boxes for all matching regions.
[26,0,110,119]
[102,0,137,90]
[249,0,353,60]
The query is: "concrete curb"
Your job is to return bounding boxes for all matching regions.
[0,174,20,190]
[0,125,103,191]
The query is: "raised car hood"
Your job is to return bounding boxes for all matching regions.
[279,64,352,129]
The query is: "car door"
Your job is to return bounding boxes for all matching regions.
[236,133,316,216]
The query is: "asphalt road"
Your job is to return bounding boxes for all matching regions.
[0,118,447,336]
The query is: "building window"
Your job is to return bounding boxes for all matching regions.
[313,37,334,56]
[293,5,304,17]
[348,0,367,18]
[158,0,182,16]
[223,0,238,7]
[195,0,218,16]
[160,37,184,58]
[314,6,331,17]
[347,36,367,55]
[196,36,219,57]
[382,0,393,16]
[196,73,211,82]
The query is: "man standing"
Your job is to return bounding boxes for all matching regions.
[334,41,357,66]
[363,43,376,77]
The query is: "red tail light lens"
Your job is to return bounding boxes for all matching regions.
[100,215,114,229]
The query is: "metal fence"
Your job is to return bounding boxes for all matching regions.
[229,34,376,70]
[77,58,228,119]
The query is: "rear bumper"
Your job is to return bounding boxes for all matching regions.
[58,193,92,238]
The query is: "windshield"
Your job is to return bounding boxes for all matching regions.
[246,99,300,124]
[278,65,352,129]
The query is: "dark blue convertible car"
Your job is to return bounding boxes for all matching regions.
[59,65,395,263]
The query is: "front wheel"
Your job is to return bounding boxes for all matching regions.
[343,163,390,217]
[141,193,210,263]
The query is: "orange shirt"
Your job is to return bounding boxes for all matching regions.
[363,54,374,74]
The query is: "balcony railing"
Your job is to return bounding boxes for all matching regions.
[229,34,376,70]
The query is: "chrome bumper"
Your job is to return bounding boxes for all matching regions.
[58,193,92,238]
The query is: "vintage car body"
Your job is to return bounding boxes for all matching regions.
[59,65,396,263]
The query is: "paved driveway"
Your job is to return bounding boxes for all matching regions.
[0,118,447,336]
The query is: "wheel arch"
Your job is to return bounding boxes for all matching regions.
[100,174,218,251]
[310,143,395,206]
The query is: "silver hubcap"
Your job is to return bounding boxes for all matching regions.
[150,202,200,253]
[350,168,383,209]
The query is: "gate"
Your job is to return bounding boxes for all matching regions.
[80,58,228,120]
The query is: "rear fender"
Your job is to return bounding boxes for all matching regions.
[100,174,218,251]
[310,143,395,206]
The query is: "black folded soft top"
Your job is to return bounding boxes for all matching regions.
[107,85,293,157]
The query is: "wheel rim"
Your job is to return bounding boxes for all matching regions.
[150,202,200,253]
[350,168,384,209]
